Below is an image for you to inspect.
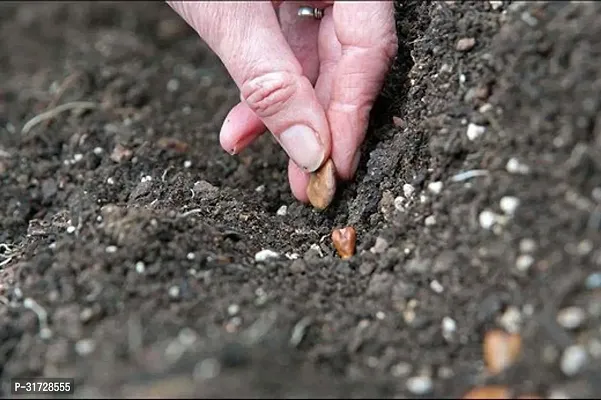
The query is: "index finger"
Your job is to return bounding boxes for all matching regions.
[328,1,397,180]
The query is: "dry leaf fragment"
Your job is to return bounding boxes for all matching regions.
[483,329,522,375]
[306,159,336,210]
[463,385,511,399]
[332,226,356,260]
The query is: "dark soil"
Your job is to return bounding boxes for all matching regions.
[1,1,601,398]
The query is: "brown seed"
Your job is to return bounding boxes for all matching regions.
[331,226,356,260]
[483,329,522,375]
[157,137,189,153]
[463,386,511,399]
[306,159,336,210]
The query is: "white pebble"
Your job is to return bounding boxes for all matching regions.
[489,0,503,10]
[168,286,180,299]
[66,226,76,234]
[135,261,145,273]
[285,252,299,260]
[420,194,428,204]
[276,205,288,216]
[427,181,444,195]
[430,279,444,293]
[479,103,493,113]
[167,78,180,92]
[227,304,240,316]
[557,307,586,330]
[406,376,433,395]
[519,238,537,253]
[500,196,520,216]
[187,252,195,260]
[183,160,192,168]
[73,153,83,162]
[254,249,280,262]
[255,185,265,193]
[93,147,104,155]
[442,317,456,336]
[425,215,437,226]
[515,254,534,272]
[479,210,498,230]
[370,237,389,254]
[499,306,522,333]
[75,339,96,356]
[466,123,486,141]
[560,345,588,376]
[106,177,115,185]
[403,184,416,198]
[393,196,406,212]
[506,157,531,174]
[105,245,117,253]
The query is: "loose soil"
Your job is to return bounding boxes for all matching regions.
[1,1,601,398]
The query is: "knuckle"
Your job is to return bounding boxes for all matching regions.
[240,71,296,119]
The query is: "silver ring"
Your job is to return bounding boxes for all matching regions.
[297,6,324,20]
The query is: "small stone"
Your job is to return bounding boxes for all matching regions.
[425,215,437,226]
[506,158,531,174]
[168,285,180,299]
[499,306,522,333]
[167,78,180,92]
[255,185,265,193]
[254,249,280,263]
[479,210,498,230]
[306,159,336,210]
[93,147,104,155]
[393,196,406,212]
[392,116,405,128]
[466,123,486,141]
[276,205,287,216]
[187,252,195,260]
[500,196,520,216]
[427,181,443,194]
[560,345,588,376]
[430,279,444,293]
[489,1,503,10]
[403,184,416,199]
[585,272,601,289]
[442,317,457,341]
[456,37,476,52]
[406,376,433,395]
[227,304,240,316]
[483,330,522,375]
[105,245,118,254]
[519,238,537,253]
[557,307,586,330]
[183,160,192,168]
[110,144,133,163]
[66,226,76,234]
[515,254,534,272]
[370,237,389,254]
[135,261,145,274]
[75,339,96,356]
[331,226,357,260]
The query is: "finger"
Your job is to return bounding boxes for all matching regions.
[314,6,341,111]
[288,159,311,202]
[220,1,323,157]
[169,1,332,173]
[328,1,398,180]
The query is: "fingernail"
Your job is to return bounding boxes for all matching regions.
[279,125,325,172]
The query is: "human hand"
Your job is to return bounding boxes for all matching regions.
[167,1,397,204]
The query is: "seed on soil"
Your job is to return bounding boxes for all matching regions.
[157,137,189,153]
[331,226,357,260]
[557,306,586,330]
[515,254,534,272]
[560,345,588,376]
[500,196,520,216]
[254,249,280,262]
[466,123,486,141]
[456,37,476,52]
[276,205,287,216]
[306,159,337,210]
[406,375,433,395]
[506,157,531,174]
[463,386,511,399]
[483,329,522,375]
[427,181,443,194]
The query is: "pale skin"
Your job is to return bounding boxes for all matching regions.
[167,1,398,203]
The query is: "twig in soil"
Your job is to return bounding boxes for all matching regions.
[21,101,98,135]
[451,169,490,182]
[23,298,52,339]
[161,166,173,182]
[43,71,86,126]
[179,208,203,217]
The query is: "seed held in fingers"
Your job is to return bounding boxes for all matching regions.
[332,226,356,260]
[306,159,336,210]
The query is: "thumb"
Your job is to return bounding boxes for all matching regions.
[168,1,331,172]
